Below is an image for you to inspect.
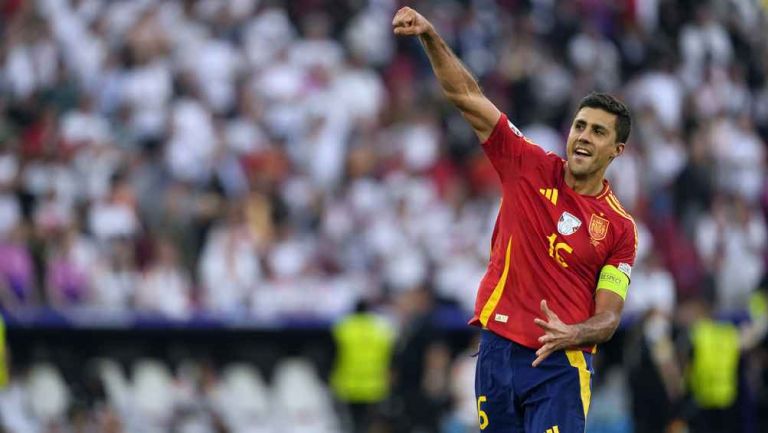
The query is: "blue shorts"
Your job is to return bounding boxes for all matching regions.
[475,330,594,433]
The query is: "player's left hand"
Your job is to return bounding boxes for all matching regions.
[532,300,578,367]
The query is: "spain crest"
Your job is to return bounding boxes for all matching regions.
[589,214,609,241]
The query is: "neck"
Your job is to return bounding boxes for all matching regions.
[564,164,606,196]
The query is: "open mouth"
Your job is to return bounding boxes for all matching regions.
[574,148,592,158]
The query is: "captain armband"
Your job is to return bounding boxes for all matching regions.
[597,265,630,300]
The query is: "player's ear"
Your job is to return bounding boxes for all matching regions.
[612,142,625,159]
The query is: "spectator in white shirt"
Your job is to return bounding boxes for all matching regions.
[199,204,261,315]
[695,194,767,311]
[89,239,137,312]
[135,237,192,319]
[88,175,140,242]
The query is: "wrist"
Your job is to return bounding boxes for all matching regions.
[569,324,585,347]
[421,24,437,39]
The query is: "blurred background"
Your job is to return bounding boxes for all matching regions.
[0,0,767,432]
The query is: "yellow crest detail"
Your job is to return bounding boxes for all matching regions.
[589,214,610,241]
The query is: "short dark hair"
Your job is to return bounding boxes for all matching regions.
[577,92,631,144]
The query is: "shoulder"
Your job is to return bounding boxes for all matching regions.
[481,114,555,175]
[601,192,638,245]
[483,113,519,143]
[485,113,548,153]
[600,192,634,222]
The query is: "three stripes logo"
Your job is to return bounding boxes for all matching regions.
[546,426,560,433]
[539,188,559,205]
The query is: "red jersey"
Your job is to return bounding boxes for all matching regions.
[469,114,638,350]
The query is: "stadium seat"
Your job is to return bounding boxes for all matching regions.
[131,359,176,430]
[97,358,131,409]
[25,363,70,424]
[213,363,273,433]
[272,358,340,433]
[0,379,41,433]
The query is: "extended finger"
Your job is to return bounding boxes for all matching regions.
[535,342,552,357]
[532,347,553,367]
[393,26,420,36]
[541,299,559,321]
[533,317,553,330]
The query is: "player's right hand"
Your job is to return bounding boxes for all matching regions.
[392,7,433,36]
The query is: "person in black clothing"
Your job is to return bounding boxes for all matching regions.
[673,129,713,233]
[626,307,684,433]
[390,287,450,433]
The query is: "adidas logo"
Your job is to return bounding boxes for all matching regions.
[539,188,558,205]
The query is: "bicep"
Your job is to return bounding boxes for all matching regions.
[454,93,501,142]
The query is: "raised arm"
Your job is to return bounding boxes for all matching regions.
[392,7,500,142]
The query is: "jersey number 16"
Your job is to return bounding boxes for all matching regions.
[546,233,573,268]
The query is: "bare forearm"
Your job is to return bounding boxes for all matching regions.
[418,29,482,106]
[571,311,620,347]
[534,295,623,367]
[393,7,498,140]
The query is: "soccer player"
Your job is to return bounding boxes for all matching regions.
[393,7,638,433]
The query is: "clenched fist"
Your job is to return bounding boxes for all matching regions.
[392,7,433,36]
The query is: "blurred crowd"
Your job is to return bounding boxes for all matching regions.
[0,0,768,432]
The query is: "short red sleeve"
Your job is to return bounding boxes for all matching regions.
[481,113,548,183]
[605,220,638,279]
